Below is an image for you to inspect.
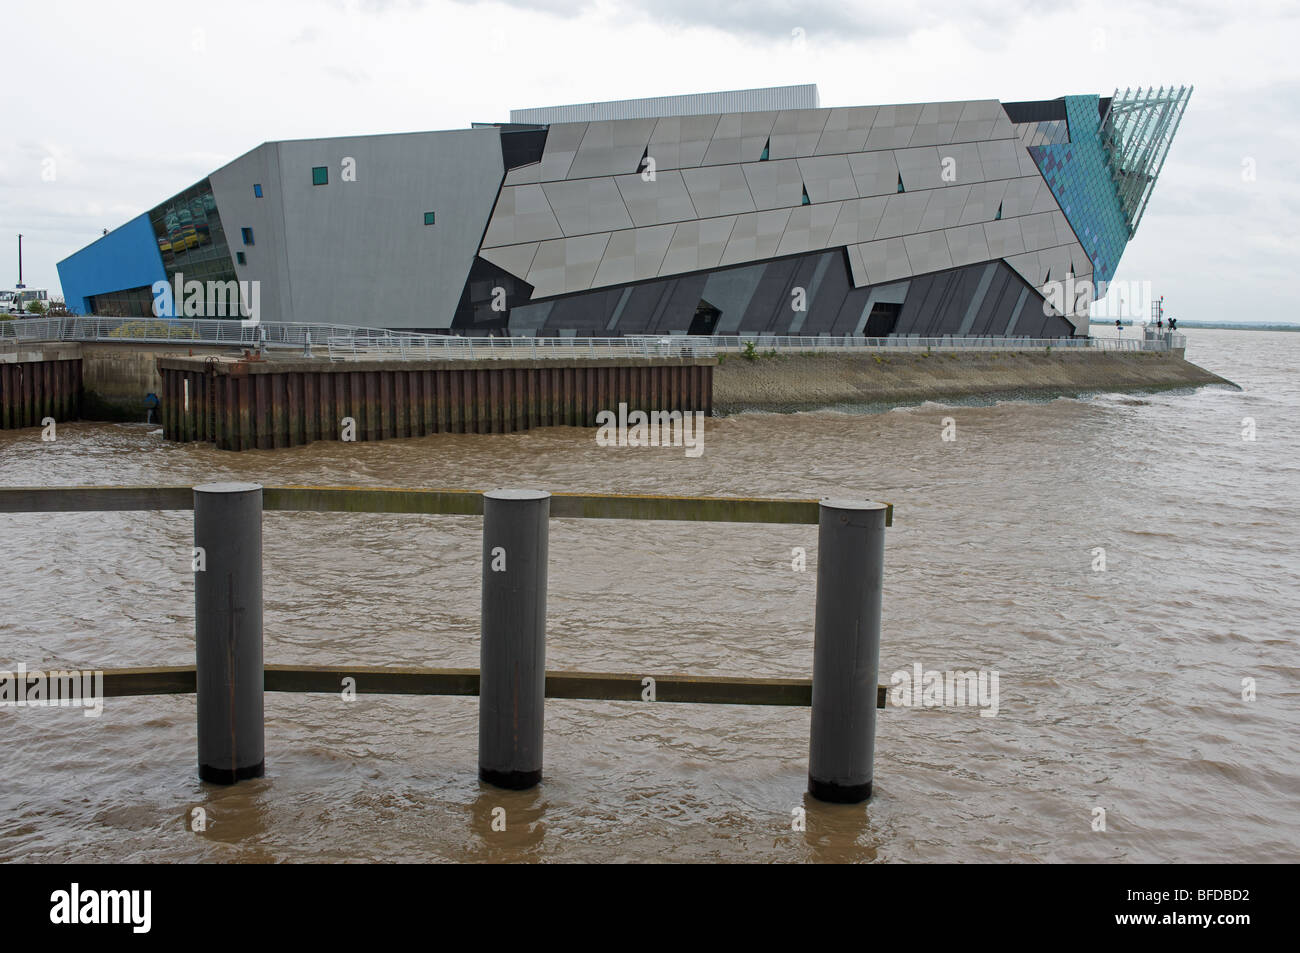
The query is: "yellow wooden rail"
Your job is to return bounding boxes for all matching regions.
[0,485,892,526]
[98,664,890,708]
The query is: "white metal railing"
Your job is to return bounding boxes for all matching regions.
[0,316,1185,361]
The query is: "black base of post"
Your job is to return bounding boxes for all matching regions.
[199,761,265,785]
[479,767,542,790]
[808,775,872,804]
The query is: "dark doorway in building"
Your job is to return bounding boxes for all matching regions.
[863,301,902,336]
[688,298,722,335]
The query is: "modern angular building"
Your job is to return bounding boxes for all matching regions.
[57,84,1190,338]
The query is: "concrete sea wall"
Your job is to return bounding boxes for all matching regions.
[712,349,1234,414]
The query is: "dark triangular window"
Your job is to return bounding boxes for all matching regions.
[639,146,649,173]
[760,139,770,161]
[897,173,905,193]
[801,184,810,206]
[995,201,1002,220]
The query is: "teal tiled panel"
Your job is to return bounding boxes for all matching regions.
[1028,95,1130,284]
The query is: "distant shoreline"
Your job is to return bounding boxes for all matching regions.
[1089,321,1300,332]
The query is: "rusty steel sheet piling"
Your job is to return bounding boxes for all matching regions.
[0,353,83,430]
[156,355,716,451]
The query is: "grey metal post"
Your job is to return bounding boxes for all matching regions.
[194,481,265,784]
[809,499,888,803]
[478,489,550,790]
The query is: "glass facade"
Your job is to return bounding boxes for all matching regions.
[147,178,241,297]
[87,284,156,317]
[1028,96,1131,284]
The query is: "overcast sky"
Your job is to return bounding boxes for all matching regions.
[2,0,1296,323]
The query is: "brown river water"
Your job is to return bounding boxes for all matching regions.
[1,329,1296,863]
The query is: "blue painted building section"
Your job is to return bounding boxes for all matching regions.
[1028,95,1131,285]
[56,213,166,315]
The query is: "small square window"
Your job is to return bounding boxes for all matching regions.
[312,166,328,186]
[241,227,254,245]
[236,251,246,265]
[423,211,436,226]
[253,183,263,198]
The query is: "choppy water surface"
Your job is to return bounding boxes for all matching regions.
[1,329,1296,862]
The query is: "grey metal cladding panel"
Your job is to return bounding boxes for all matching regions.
[504,163,541,186]
[903,230,954,275]
[844,244,868,286]
[769,109,831,159]
[718,209,792,267]
[814,106,877,156]
[951,120,997,143]
[906,122,957,148]
[1030,180,1063,213]
[659,215,737,275]
[681,165,757,217]
[918,184,972,232]
[481,184,564,247]
[1038,243,1077,282]
[645,114,721,171]
[939,141,985,187]
[863,104,922,151]
[976,139,1022,179]
[1049,210,1078,248]
[741,158,805,210]
[612,170,698,227]
[828,196,889,246]
[775,201,843,257]
[871,191,930,241]
[592,224,676,287]
[1018,212,1060,252]
[530,122,588,182]
[989,114,1016,141]
[701,111,779,166]
[908,103,965,148]
[511,85,818,124]
[541,177,634,235]
[895,146,946,191]
[565,119,658,180]
[855,236,913,284]
[959,100,1004,122]
[526,233,611,298]
[983,217,1026,258]
[847,151,900,197]
[1003,251,1045,289]
[943,222,991,267]
[1000,176,1044,218]
[276,128,503,329]
[479,242,540,280]
[209,143,288,321]
[797,155,857,203]
[1016,143,1043,177]
[919,101,968,125]
[958,179,1009,226]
